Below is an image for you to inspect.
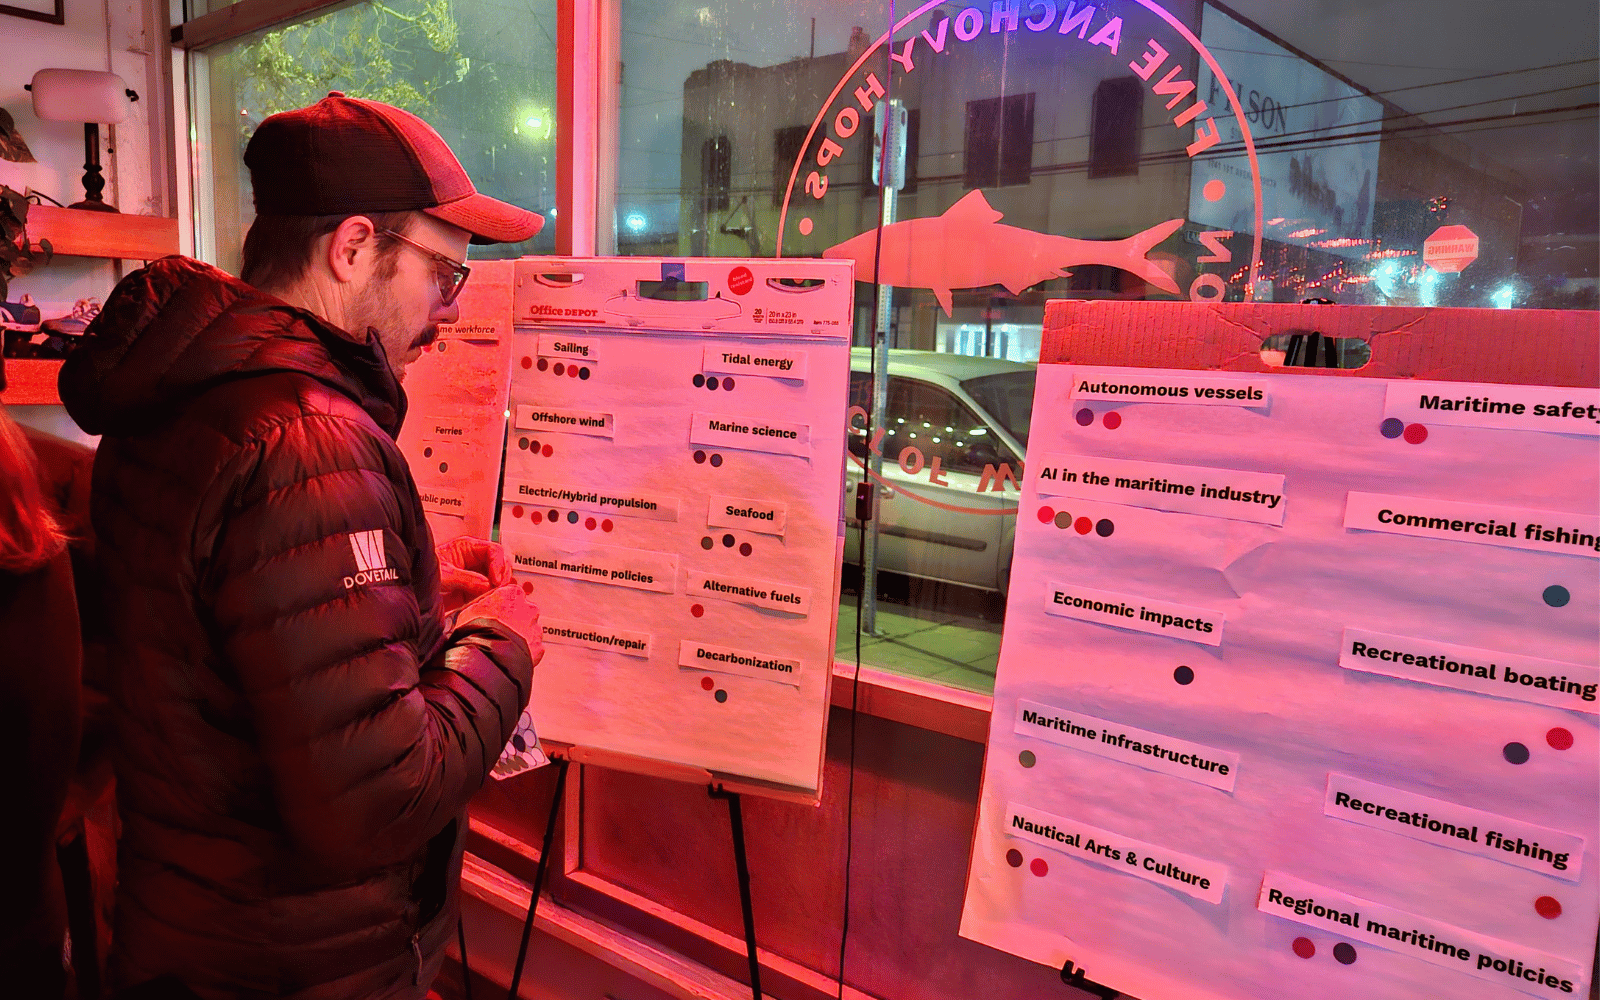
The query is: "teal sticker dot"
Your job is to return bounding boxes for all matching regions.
[1544,586,1571,607]
[1019,750,1036,768]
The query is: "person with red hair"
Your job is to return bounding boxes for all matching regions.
[0,395,82,1000]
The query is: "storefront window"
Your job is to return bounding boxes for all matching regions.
[613,0,1598,693]
[189,0,558,275]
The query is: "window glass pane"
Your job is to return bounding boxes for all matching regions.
[614,0,1598,700]
[192,0,557,276]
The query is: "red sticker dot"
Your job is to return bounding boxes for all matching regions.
[1029,858,1048,877]
[553,362,565,376]
[1547,728,1574,751]
[1103,411,1122,430]
[602,519,614,532]
[568,365,580,378]
[530,510,543,524]
[1074,517,1093,534]
[541,444,553,457]
[511,505,524,518]
[585,517,597,530]
[739,542,752,556]
[1403,423,1428,444]
[1535,896,1563,919]
[1292,937,1315,959]
[520,356,532,369]
[521,581,533,595]
[1037,506,1055,523]
[690,604,705,618]
[701,676,715,691]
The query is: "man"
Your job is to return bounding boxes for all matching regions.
[59,94,542,999]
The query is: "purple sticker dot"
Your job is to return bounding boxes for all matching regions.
[1075,408,1094,426]
[1006,849,1024,868]
[694,450,707,464]
[1380,418,1404,438]
[710,454,724,467]
[1333,943,1357,965]
[1503,742,1530,765]
[1095,518,1115,537]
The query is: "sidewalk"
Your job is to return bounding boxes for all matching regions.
[834,601,1001,694]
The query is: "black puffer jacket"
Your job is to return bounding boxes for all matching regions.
[60,256,534,999]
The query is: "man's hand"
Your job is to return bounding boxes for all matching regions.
[457,583,542,655]
[437,536,512,613]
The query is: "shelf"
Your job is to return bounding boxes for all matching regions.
[0,358,63,405]
[27,205,179,260]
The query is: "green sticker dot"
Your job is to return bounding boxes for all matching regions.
[1019,750,1036,768]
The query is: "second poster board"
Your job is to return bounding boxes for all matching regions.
[502,258,853,801]
[959,301,1600,1000]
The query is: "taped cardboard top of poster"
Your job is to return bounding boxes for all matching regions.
[513,257,854,338]
[1042,301,1599,389]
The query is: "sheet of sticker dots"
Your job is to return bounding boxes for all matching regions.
[501,258,853,797]
[960,357,1600,1000]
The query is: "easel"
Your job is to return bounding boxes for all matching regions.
[488,755,769,1000]
[1060,961,1120,1000]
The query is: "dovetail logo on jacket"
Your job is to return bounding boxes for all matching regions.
[345,529,399,589]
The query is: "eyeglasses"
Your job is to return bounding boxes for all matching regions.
[379,229,472,306]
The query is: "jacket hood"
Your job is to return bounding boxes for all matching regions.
[59,256,407,438]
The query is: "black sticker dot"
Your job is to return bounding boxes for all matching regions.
[1333,943,1357,965]
[714,689,728,703]
[511,734,526,752]
[567,511,579,524]
[701,536,713,550]
[693,373,706,387]
[438,462,448,473]
[694,450,707,464]
[1174,666,1194,685]
[579,367,591,380]
[722,534,735,547]
[423,447,433,458]
[707,377,720,391]
[1503,742,1530,765]
[710,454,723,467]
[1544,585,1571,607]
[1095,518,1115,537]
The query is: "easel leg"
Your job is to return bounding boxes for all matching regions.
[457,917,473,1000]
[507,757,570,1000]
[710,786,763,1000]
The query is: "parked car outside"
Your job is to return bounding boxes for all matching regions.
[845,348,1036,595]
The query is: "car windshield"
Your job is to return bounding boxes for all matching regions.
[961,371,1038,450]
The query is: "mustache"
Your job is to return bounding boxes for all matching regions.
[411,325,441,350]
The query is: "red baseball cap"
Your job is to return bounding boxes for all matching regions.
[244,92,543,245]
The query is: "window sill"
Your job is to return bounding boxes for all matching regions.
[829,658,992,744]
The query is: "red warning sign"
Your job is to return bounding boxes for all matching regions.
[1423,225,1479,274]
[727,266,755,295]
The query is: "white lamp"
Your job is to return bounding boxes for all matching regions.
[26,68,137,213]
